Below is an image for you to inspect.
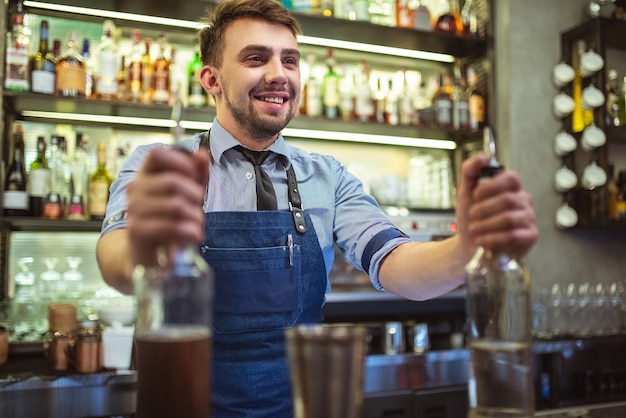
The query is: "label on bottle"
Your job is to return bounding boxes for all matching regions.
[89,180,110,216]
[29,169,51,197]
[4,190,29,210]
[31,70,55,94]
[5,46,30,90]
[435,98,452,125]
[98,51,118,96]
[189,82,207,108]
[469,95,485,130]
[323,77,340,108]
[57,66,86,96]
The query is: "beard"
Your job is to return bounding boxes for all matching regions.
[224,85,298,142]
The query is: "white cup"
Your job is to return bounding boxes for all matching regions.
[554,130,577,156]
[582,84,605,109]
[552,61,575,88]
[581,161,607,189]
[555,202,578,229]
[581,124,606,151]
[553,93,575,118]
[554,165,578,192]
[580,49,604,77]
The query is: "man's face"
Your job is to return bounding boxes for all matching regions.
[214,18,301,142]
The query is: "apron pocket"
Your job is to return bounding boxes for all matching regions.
[202,245,303,334]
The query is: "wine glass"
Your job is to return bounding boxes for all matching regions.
[40,257,61,301]
[63,256,84,299]
[12,257,41,341]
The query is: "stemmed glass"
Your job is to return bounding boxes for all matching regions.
[40,257,62,301]
[12,257,41,341]
[63,256,84,299]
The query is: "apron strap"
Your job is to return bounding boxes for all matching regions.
[200,130,307,234]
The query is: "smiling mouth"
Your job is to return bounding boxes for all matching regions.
[259,96,286,104]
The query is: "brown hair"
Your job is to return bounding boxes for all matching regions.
[198,0,302,68]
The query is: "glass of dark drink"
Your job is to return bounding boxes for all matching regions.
[133,246,214,418]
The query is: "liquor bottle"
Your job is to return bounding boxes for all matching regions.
[128,29,144,103]
[42,135,61,219]
[385,78,399,125]
[618,76,626,126]
[134,145,214,418]
[303,54,322,117]
[465,127,534,418]
[396,0,414,28]
[3,123,29,216]
[460,0,481,38]
[452,65,470,131]
[467,67,485,132]
[141,38,154,104]
[68,133,89,220]
[82,38,96,98]
[188,40,207,108]
[354,61,375,122]
[88,142,113,221]
[571,40,594,133]
[373,75,387,124]
[604,69,621,127]
[338,68,355,121]
[116,56,129,102]
[96,20,119,101]
[322,48,341,119]
[616,170,626,221]
[606,164,619,221]
[432,72,453,129]
[55,32,86,97]
[413,0,432,31]
[28,135,51,217]
[4,0,30,92]
[31,20,55,95]
[398,70,415,126]
[152,33,171,105]
[434,0,463,35]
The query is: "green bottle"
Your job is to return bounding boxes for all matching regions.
[188,40,207,108]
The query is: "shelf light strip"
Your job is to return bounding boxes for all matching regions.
[21,110,456,150]
[23,1,455,63]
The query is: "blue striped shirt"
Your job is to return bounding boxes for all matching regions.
[102,119,411,292]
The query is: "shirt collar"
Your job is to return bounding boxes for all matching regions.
[208,118,290,166]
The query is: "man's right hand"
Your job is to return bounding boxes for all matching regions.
[126,146,211,268]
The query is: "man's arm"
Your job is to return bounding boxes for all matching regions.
[96,229,134,294]
[96,147,211,295]
[379,155,538,301]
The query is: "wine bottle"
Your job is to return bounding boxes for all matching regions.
[188,39,207,108]
[31,20,55,95]
[3,123,29,216]
[28,135,51,217]
[4,0,30,92]
[88,142,113,221]
[322,48,341,119]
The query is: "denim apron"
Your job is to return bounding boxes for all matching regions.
[198,134,327,417]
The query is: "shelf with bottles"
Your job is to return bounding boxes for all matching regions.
[3,1,489,143]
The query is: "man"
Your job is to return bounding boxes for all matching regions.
[96,0,538,416]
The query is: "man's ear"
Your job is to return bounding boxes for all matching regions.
[200,65,220,96]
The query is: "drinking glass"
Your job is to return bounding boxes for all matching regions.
[63,256,84,299]
[12,257,41,341]
[40,257,61,301]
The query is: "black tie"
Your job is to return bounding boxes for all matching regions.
[235,146,278,211]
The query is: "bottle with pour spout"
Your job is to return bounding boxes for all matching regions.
[133,117,214,418]
[465,127,534,418]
